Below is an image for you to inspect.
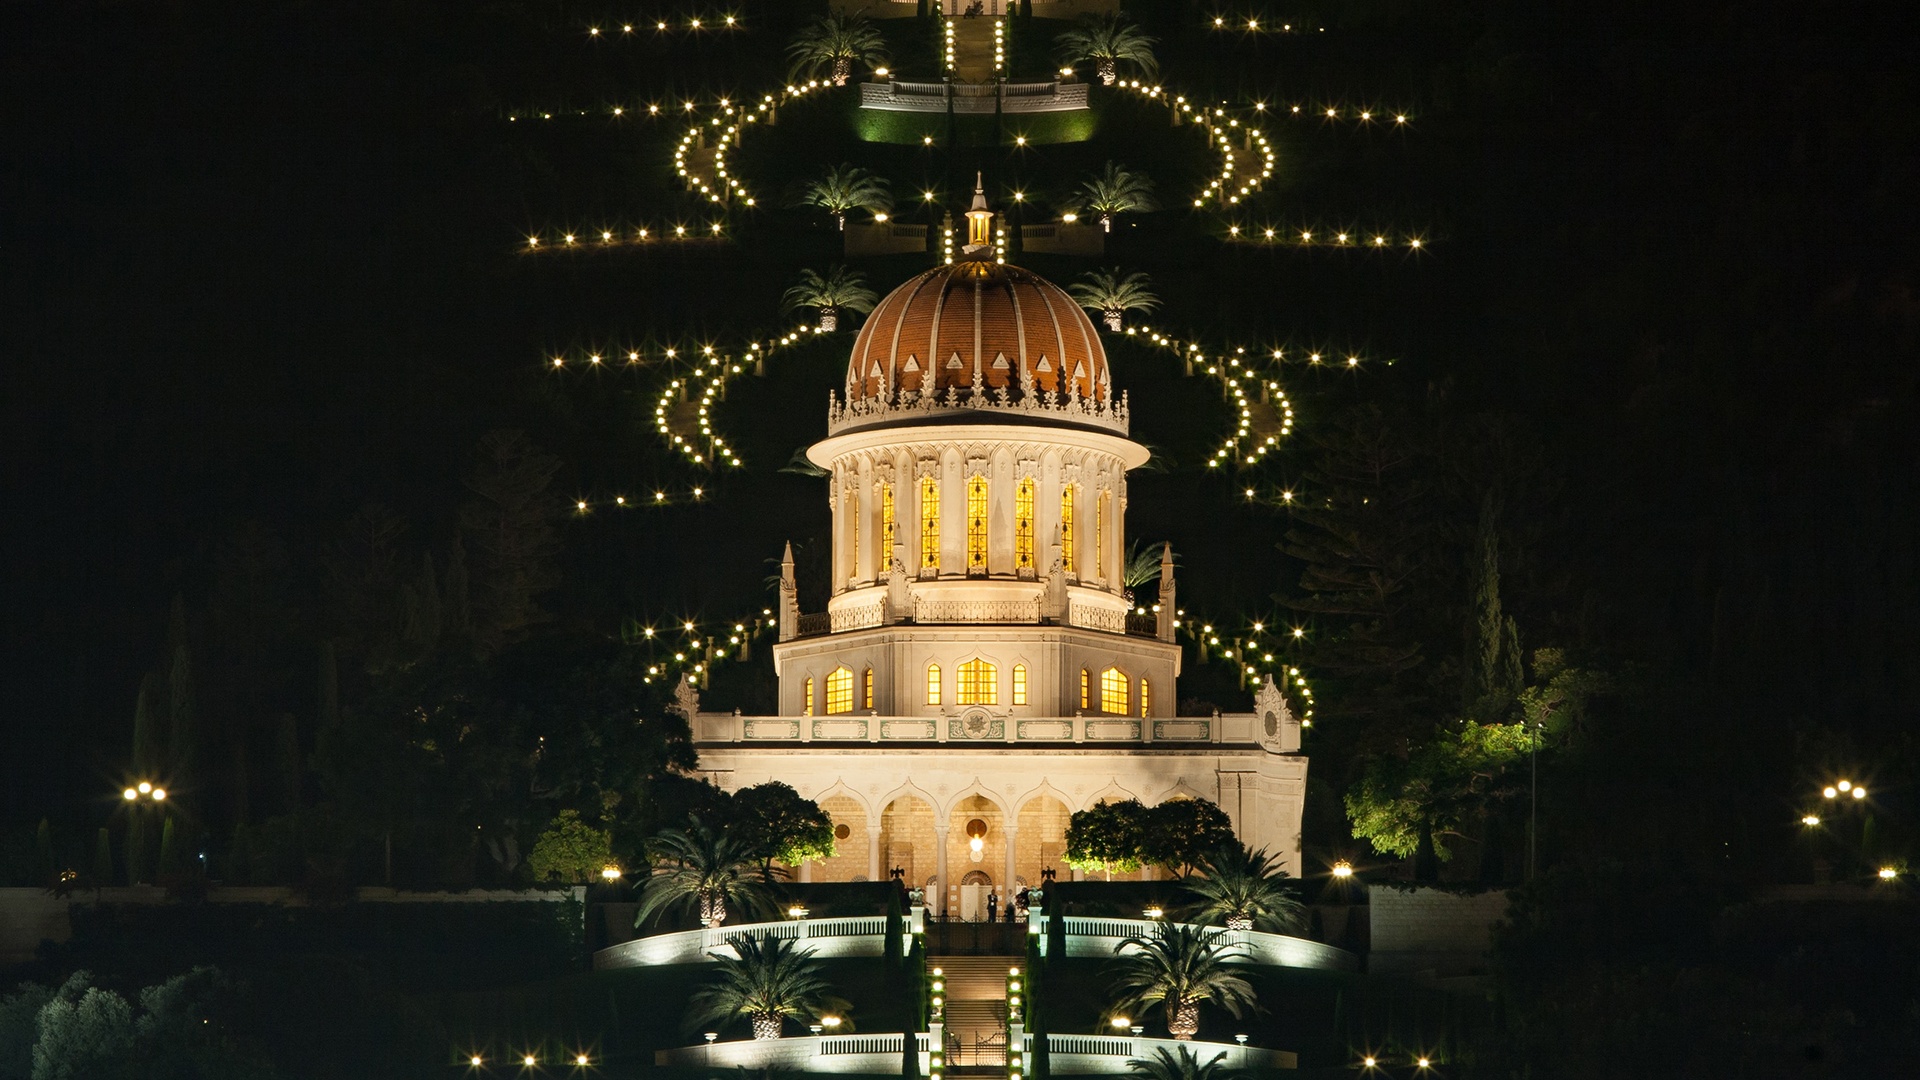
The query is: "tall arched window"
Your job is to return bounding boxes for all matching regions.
[920,475,940,571]
[1012,664,1028,706]
[957,658,997,705]
[825,667,854,715]
[1014,477,1035,570]
[862,667,875,710]
[966,475,989,572]
[1079,668,1091,710]
[1139,677,1150,718]
[881,483,896,562]
[1099,667,1129,714]
[1060,485,1077,574]
[1096,490,1111,578]
[803,677,815,717]
[925,663,942,706]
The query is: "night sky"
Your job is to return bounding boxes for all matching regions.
[5,0,1917,867]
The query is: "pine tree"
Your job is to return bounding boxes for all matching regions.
[442,535,472,643]
[459,430,562,654]
[1278,405,1432,725]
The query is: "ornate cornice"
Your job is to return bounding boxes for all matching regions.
[827,377,1130,437]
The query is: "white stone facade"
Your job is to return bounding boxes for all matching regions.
[687,261,1308,901]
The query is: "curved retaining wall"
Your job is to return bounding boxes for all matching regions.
[592,915,888,969]
[1056,916,1359,972]
[655,1034,1293,1072]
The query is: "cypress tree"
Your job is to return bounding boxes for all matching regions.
[1467,494,1505,708]
[127,813,149,885]
[158,815,179,878]
[167,596,197,792]
[317,640,340,732]
[92,828,113,889]
[131,671,163,778]
[885,889,906,968]
[33,819,53,884]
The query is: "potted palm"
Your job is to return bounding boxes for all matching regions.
[635,817,778,929]
[790,164,894,231]
[782,266,879,333]
[787,14,888,86]
[1068,268,1160,331]
[689,934,847,1041]
[1182,845,1305,932]
[1075,162,1158,233]
[1109,922,1255,1040]
[1054,15,1158,87]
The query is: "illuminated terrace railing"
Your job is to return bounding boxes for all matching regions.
[655,1033,1292,1072]
[858,81,1089,114]
[1052,916,1358,971]
[594,915,889,969]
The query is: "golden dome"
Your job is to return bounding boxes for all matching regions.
[844,262,1112,407]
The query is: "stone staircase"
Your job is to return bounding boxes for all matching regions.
[932,954,1017,1068]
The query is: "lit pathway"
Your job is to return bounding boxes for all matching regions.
[949,16,1000,84]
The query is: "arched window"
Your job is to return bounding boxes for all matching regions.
[1096,490,1111,578]
[1015,477,1036,570]
[825,667,854,715]
[803,677,815,717]
[1079,668,1091,711]
[1100,667,1129,714]
[920,475,940,571]
[1060,485,1077,574]
[926,663,942,706]
[957,658,997,705]
[1012,664,1028,706]
[1139,677,1150,718]
[967,475,989,572]
[863,667,875,710]
[881,483,896,561]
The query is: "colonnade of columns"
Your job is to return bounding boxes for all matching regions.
[828,443,1127,595]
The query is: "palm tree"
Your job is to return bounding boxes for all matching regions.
[1109,922,1255,1041]
[1055,14,1157,87]
[1126,1046,1236,1080]
[688,934,845,1040]
[1183,845,1306,933]
[1122,539,1175,593]
[1076,162,1158,233]
[1069,268,1160,331]
[635,817,778,930]
[787,14,888,87]
[782,266,879,333]
[791,165,893,231]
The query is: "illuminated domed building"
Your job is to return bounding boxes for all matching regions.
[686,200,1306,914]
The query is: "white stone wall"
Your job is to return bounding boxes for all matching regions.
[773,624,1180,718]
[1366,885,1512,975]
[695,744,1308,893]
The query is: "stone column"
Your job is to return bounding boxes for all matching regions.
[1003,827,1019,888]
[868,826,883,882]
[934,826,951,916]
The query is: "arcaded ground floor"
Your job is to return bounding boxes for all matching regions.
[694,743,1307,915]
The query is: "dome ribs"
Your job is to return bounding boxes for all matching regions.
[831,263,1122,433]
